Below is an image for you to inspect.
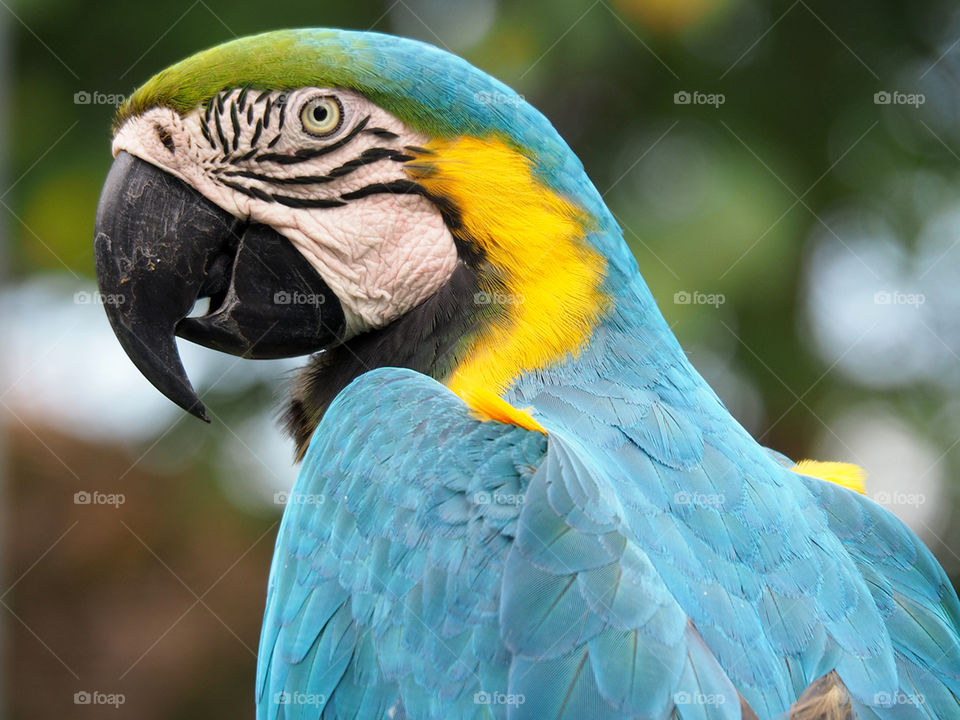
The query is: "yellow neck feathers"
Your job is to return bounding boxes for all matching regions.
[408,136,609,412]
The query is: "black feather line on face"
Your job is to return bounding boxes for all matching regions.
[271,194,346,209]
[219,178,347,208]
[339,179,423,201]
[364,127,400,140]
[262,97,273,128]
[256,116,371,164]
[199,117,216,149]
[220,147,412,187]
[250,117,263,148]
[284,261,484,459]
[220,178,273,203]
[229,100,241,152]
[213,106,228,151]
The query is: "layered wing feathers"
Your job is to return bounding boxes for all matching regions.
[256,366,960,720]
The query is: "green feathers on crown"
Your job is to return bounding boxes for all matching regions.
[115,29,451,136]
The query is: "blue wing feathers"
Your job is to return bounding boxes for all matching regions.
[256,363,960,719]
[258,369,547,718]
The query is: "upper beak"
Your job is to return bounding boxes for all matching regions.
[93,151,345,421]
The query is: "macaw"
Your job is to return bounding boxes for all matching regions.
[92,28,960,720]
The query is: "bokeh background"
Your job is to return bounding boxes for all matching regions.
[2,0,960,716]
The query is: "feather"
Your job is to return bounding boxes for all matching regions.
[789,671,853,720]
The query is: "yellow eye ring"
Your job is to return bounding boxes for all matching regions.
[300,96,343,137]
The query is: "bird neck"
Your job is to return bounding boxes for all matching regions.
[505,260,695,400]
[408,134,618,405]
[285,136,695,454]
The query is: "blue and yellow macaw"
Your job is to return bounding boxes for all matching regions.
[92,29,960,719]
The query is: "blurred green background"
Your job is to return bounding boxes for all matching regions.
[2,0,960,717]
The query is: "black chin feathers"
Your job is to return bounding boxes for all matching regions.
[283,261,482,459]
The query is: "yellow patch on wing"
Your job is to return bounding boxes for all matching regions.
[456,384,546,434]
[792,459,866,494]
[407,136,610,397]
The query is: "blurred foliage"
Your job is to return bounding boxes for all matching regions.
[5,0,960,717]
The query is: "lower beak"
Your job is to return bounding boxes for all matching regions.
[93,152,345,421]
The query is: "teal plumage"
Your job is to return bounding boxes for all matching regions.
[260,362,960,718]
[131,28,960,720]
[257,356,960,718]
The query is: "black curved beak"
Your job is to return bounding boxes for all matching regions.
[93,152,345,421]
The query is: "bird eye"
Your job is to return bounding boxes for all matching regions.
[300,96,343,137]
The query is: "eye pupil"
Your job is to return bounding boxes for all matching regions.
[313,106,327,122]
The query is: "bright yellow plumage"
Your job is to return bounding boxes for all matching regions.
[456,384,546,433]
[791,459,866,494]
[407,136,609,410]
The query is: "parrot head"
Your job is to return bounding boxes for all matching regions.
[95,29,638,452]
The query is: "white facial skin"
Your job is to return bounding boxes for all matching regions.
[112,87,459,336]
